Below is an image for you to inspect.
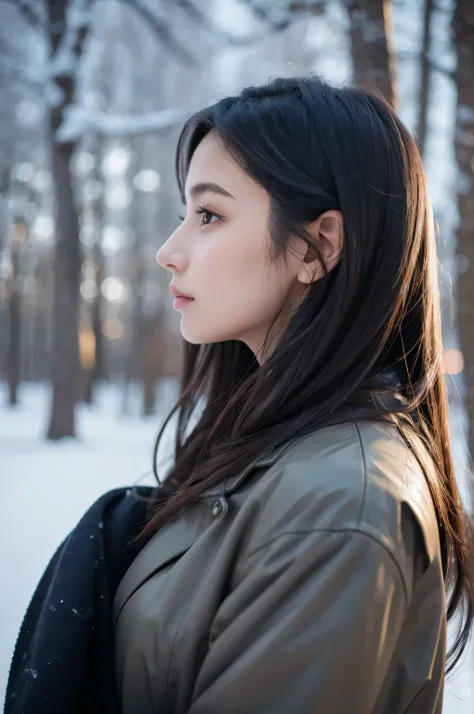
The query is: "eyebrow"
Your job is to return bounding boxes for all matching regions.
[184,182,236,203]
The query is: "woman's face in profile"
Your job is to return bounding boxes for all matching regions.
[156,131,308,359]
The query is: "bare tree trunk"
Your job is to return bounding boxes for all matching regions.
[125,241,145,406]
[46,132,81,438]
[0,158,10,254]
[7,231,22,405]
[142,311,166,416]
[346,0,397,108]
[46,0,87,439]
[83,136,106,405]
[417,0,434,158]
[142,313,156,417]
[453,0,474,467]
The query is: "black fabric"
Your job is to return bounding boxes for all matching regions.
[4,486,153,714]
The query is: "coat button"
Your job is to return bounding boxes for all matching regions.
[212,500,223,517]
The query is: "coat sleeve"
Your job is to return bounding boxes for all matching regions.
[188,528,408,714]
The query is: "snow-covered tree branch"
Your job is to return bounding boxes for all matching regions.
[56,105,186,142]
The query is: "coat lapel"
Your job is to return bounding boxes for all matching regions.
[113,494,226,623]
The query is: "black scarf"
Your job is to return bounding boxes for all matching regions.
[4,486,153,714]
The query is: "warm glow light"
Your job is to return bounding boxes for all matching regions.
[443,349,463,375]
[12,220,28,248]
[103,318,124,340]
[79,324,96,370]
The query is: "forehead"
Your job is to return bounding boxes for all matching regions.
[185,132,258,199]
[186,133,238,180]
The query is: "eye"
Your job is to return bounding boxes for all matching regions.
[178,206,222,225]
[195,207,220,226]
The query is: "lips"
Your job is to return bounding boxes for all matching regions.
[169,284,193,300]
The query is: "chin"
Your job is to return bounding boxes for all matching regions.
[180,323,238,346]
[181,333,202,345]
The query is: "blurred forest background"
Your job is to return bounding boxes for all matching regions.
[1,0,474,709]
[0,0,473,479]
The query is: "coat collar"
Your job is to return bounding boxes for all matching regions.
[201,437,296,498]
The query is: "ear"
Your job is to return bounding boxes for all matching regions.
[297,210,343,285]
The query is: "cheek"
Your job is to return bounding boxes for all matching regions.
[180,238,291,344]
[192,232,257,288]
[200,242,241,282]
[197,235,268,300]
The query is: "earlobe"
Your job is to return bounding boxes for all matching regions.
[297,263,319,284]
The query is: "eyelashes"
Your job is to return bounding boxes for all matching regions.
[178,205,221,225]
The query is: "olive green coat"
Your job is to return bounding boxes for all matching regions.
[114,420,446,714]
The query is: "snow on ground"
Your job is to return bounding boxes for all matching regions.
[0,380,169,706]
[0,380,473,711]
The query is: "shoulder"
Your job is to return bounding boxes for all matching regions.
[240,420,439,575]
[246,421,408,531]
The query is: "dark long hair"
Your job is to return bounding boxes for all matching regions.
[142,76,473,673]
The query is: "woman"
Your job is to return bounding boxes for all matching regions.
[114,75,473,713]
[6,76,473,714]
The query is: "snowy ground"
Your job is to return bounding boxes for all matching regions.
[1,381,473,712]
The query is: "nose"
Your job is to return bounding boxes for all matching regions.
[156,241,187,273]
